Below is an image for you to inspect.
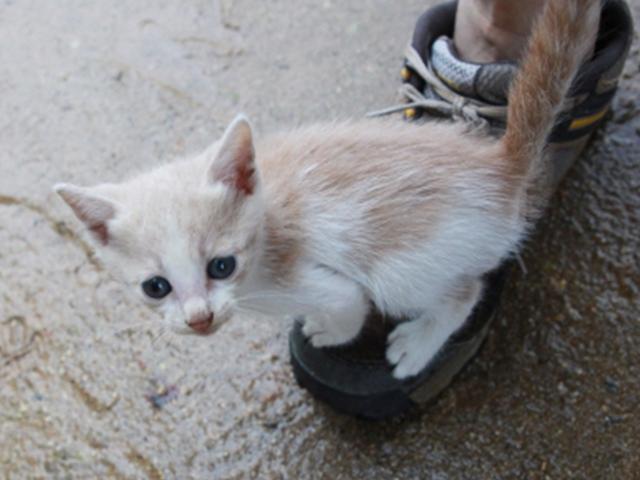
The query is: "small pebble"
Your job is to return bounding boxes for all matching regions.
[557,382,568,395]
[604,376,619,394]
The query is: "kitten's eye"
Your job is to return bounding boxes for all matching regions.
[141,276,172,299]
[207,256,236,280]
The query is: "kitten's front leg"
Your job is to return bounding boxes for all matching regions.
[294,265,368,348]
[387,278,482,379]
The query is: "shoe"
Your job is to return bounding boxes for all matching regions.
[289,0,633,419]
[395,0,633,188]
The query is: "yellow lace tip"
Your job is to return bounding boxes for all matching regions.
[400,67,411,81]
[404,108,416,119]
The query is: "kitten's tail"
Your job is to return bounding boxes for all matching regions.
[502,0,600,187]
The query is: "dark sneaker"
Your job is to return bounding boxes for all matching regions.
[390,0,633,187]
[289,0,633,419]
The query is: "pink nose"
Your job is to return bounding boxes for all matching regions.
[187,312,214,334]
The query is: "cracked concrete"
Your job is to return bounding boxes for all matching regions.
[1,0,639,478]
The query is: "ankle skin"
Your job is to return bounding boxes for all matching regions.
[453,0,546,62]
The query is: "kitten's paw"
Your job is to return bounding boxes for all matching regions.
[386,320,440,380]
[302,316,355,348]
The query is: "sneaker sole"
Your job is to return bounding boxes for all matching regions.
[289,266,508,419]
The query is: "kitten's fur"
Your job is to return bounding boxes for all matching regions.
[55,0,599,378]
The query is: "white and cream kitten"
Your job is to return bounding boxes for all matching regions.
[55,0,598,378]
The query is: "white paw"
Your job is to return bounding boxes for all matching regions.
[386,320,440,380]
[302,315,354,348]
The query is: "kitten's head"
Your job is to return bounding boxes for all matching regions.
[55,115,264,335]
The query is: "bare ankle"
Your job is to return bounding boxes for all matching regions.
[453,0,546,63]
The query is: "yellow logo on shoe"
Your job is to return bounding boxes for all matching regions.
[569,106,609,130]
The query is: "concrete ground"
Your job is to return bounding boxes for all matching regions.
[1,1,638,478]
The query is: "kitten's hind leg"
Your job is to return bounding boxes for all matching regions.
[387,278,483,379]
[295,265,369,348]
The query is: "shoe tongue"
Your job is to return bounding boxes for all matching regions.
[430,36,516,105]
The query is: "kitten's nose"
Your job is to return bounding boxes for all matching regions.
[186,312,214,334]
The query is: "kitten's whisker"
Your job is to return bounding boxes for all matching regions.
[234,305,308,320]
[233,290,303,301]
[234,291,321,310]
[93,322,150,341]
[238,300,321,315]
[150,326,169,347]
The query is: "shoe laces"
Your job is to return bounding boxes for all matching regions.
[368,45,508,130]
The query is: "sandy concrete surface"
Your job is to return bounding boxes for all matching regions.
[1,0,638,478]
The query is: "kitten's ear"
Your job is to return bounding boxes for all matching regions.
[54,183,117,246]
[208,114,256,195]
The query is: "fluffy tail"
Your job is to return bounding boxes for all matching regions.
[502,0,600,181]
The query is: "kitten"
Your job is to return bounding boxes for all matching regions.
[55,0,599,379]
